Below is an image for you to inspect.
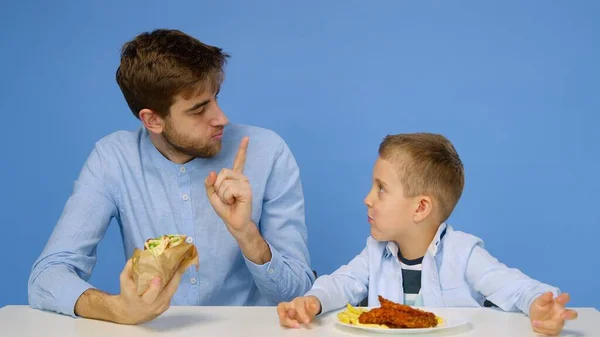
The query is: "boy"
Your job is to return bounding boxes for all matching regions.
[277,133,578,336]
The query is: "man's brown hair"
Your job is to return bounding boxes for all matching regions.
[378,133,465,222]
[116,29,229,119]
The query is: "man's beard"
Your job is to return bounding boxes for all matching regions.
[162,122,222,159]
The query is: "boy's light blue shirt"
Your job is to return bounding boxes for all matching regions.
[28,124,315,317]
[306,223,559,315]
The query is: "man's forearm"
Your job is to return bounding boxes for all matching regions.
[74,289,121,323]
[235,222,272,265]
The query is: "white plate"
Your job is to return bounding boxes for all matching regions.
[334,308,469,334]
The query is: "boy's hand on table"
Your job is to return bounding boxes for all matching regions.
[277,296,322,328]
[529,292,578,336]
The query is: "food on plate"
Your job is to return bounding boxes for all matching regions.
[337,303,385,328]
[132,234,199,295]
[337,295,443,329]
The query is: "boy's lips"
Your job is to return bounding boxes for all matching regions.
[367,215,374,224]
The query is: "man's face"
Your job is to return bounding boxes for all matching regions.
[162,88,229,159]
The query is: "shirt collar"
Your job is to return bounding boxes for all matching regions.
[383,222,448,259]
[427,222,448,256]
[383,241,398,259]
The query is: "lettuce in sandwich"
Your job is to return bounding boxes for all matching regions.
[132,234,199,295]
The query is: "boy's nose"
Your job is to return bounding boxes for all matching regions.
[364,191,373,207]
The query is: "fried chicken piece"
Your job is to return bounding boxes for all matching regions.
[359,308,437,328]
[378,296,419,313]
[357,296,438,329]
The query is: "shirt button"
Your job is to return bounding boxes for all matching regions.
[185,236,193,244]
[182,194,189,201]
[268,268,275,275]
[190,277,197,285]
[180,166,186,173]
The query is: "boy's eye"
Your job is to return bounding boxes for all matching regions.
[378,185,385,193]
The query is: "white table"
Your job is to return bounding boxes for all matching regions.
[1,305,598,337]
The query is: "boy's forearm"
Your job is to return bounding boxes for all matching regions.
[74,289,121,323]
[465,245,560,313]
[306,276,366,315]
[521,284,560,315]
[306,258,370,315]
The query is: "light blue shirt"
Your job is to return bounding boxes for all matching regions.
[306,223,559,315]
[28,124,315,317]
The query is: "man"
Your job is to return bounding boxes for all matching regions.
[27,29,315,325]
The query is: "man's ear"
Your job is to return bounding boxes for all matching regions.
[413,195,433,223]
[139,108,165,135]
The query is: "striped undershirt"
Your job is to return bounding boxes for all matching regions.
[398,252,423,306]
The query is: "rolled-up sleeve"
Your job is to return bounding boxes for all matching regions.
[28,144,117,317]
[243,141,315,303]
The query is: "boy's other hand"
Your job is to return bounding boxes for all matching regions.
[529,291,578,336]
[277,296,321,328]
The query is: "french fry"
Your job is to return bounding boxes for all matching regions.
[346,303,366,315]
[337,304,388,328]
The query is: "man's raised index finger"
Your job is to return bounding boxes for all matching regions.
[233,136,249,173]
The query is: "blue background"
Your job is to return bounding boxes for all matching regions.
[1,1,598,309]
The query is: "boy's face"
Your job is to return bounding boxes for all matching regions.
[363,157,421,242]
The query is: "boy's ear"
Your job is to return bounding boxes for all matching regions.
[413,195,433,223]
[139,108,166,135]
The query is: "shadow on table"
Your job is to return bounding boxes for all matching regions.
[560,329,585,337]
[73,313,224,336]
[140,312,222,333]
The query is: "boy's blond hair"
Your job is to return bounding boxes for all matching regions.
[378,133,464,222]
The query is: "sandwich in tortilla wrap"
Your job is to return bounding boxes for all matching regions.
[132,234,199,295]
